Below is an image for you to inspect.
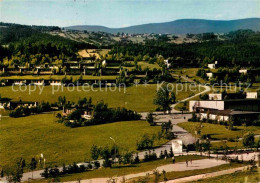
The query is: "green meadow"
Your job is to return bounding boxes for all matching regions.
[0,114,167,168]
[0,84,203,112]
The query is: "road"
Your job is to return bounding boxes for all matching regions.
[65,159,228,183]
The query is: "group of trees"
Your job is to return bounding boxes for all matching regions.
[58,100,141,128]
[9,101,52,118]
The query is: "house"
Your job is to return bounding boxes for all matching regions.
[206,72,213,79]
[208,64,216,69]
[246,92,258,99]
[164,60,171,68]
[0,98,11,109]
[62,105,93,121]
[239,69,248,74]
[7,100,38,110]
[209,93,222,100]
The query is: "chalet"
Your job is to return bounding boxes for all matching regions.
[62,105,93,121]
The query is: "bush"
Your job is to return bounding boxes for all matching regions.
[136,134,155,150]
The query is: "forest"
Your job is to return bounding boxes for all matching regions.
[110,30,260,67]
[0,23,96,66]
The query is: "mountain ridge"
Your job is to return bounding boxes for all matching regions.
[65,18,260,34]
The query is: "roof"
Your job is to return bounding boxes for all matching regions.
[198,107,260,116]
[196,99,260,102]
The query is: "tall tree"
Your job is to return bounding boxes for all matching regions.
[29,157,37,179]
[154,83,175,113]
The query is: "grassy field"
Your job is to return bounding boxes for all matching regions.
[0,114,167,168]
[172,68,207,84]
[123,61,161,71]
[0,84,202,112]
[192,170,260,183]
[178,122,260,140]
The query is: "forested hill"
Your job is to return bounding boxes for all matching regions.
[109,30,260,67]
[66,18,260,34]
[0,23,96,65]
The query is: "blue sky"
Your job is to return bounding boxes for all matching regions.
[0,0,260,27]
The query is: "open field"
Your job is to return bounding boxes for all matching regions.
[192,170,260,183]
[178,122,260,140]
[0,84,203,112]
[0,114,167,168]
[123,61,161,71]
[172,68,207,84]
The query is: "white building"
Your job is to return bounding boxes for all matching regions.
[164,60,171,68]
[246,92,258,99]
[198,108,260,122]
[209,93,223,100]
[206,73,213,79]
[239,69,248,74]
[208,64,216,69]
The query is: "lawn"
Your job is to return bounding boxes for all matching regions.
[192,170,260,183]
[0,84,202,112]
[172,68,207,84]
[0,114,167,168]
[123,61,161,71]
[178,122,260,140]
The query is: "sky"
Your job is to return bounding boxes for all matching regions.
[0,0,260,28]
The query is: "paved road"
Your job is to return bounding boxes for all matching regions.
[65,159,228,183]
[164,166,249,183]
